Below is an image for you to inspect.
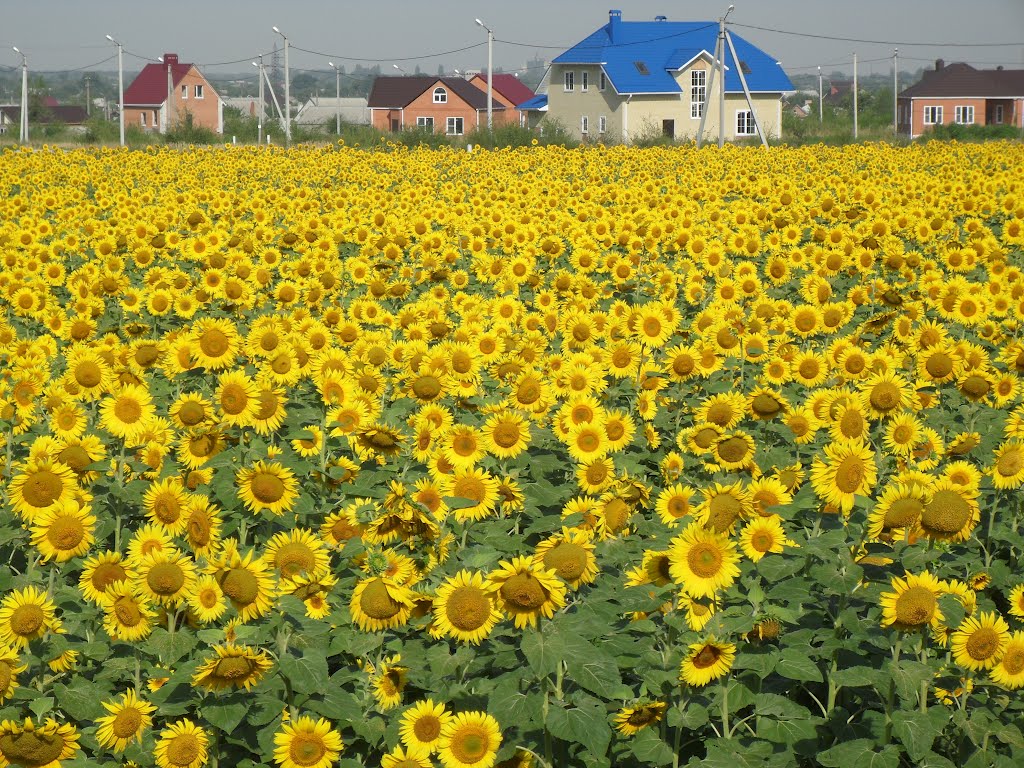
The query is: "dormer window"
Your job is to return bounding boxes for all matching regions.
[433,87,447,103]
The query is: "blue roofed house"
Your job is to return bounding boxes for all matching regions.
[538,10,793,143]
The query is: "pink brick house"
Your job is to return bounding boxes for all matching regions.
[467,73,537,127]
[123,53,223,134]
[898,60,1024,139]
[367,76,505,135]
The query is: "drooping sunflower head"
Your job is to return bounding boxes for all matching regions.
[0,717,80,768]
[192,644,273,692]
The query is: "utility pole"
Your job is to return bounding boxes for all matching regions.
[893,48,899,135]
[329,61,341,135]
[725,28,768,147]
[818,66,823,123]
[13,47,28,144]
[166,56,173,133]
[476,18,494,131]
[272,27,290,147]
[252,57,265,145]
[85,74,92,116]
[106,35,125,146]
[852,52,858,141]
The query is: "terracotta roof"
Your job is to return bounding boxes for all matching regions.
[470,73,536,107]
[367,76,504,110]
[900,62,1024,98]
[123,54,195,106]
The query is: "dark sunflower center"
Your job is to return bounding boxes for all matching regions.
[921,490,971,535]
[111,707,143,738]
[835,456,866,493]
[113,597,142,626]
[500,573,547,610]
[10,605,45,636]
[221,568,260,606]
[687,543,723,578]
[492,423,520,449]
[692,645,722,669]
[47,515,85,550]
[273,542,316,579]
[359,579,402,620]
[213,656,256,681]
[996,449,1024,478]
[0,730,67,767]
[114,397,143,424]
[450,727,488,763]
[147,563,185,596]
[542,543,588,582]
[75,361,103,387]
[707,495,741,532]
[250,472,285,504]
[870,382,901,411]
[413,714,441,742]
[894,586,936,626]
[965,627,999,661]
[445,586,492,631]
[166,733,201,766]
[200,329,230,357]
[22,470,63,508]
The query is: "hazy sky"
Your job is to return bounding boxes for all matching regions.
[4,0,1023,83]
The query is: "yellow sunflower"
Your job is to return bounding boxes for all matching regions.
[29,499,96,563]
[187,574,228,624]
[142,476,190,536]
[990,631,1024,690]
[951,612,1010,671]
[738,516,793,562]
[7,457,78,522]
[154,719,209,768]
[0,587,61,650]
[481,410,531,459]
[400,698,452,755]
[437,711,502,768]
[694,481,752,534]
[432,571,502,645]
[101,581,156,642]
[370,655,408,711]
[214,370,261,427]
[679,637,736,687]
[0,718,80,768]
[209,543,277,623]
[95,689,156,752]
[350,576,416,632]
[0,646,26,704]
[859,371,917,420]
[990,440,1024,489]
[487,556,567,629]
[879,571,945,632]
[236,461,299,516]
[191,644,273,692]
[919,479,981,543]
[440,468,501,522]
[613,701,667,736]
[810,438,877,514]
[867,482,927,541]
[190,318,241,370]
[99,384,156,445]
[667,523,740,598]
[136,550,198,608]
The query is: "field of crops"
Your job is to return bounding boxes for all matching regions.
[1,140,1023,768]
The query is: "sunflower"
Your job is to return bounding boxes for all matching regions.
[192,644,273,692]
[990,631,1024,690]
[564,421,610,463]
[879,571,945,632]
[481,410,531,459]
[867,482,927,540]
[432,571,502,645]
[487,556,567,629]
[0,646,26,704]
[667,523,740,598]
[0,587,61,650]
[187,574,227,624]
[990,440,1024,489]
[682,594,717,631]
[810,438,877,514]
[236,461,299,516]
[1010,584,1024,619]
[264,529,330,582]
[695,393,746,430]
[882,413,923,459]
[252,383,289,435]
[154,719,208,768]
[95,689,156,752]
[747,387,790,421]
[613,701,667,736]
[176,429,225,470]
[919,479,981,543]
[0,718,80,768]
[99,384,156,445]
[533,529,598,589]
[400,699,452,755]
[679,637,736,686]
[575,457,616,495]
[191,318,241,370]
[694,482,752,534]
[101,581,156,642]
[214,370,261,427]
[7,457,78,522]
[370,656,408,710]
[29,499,96,563]
[182,498,222,558]
[859,371,917,420]
[63,346,115,401]
[739,516,792,562]
[136,550,198,608]
[747,477,793,518]
[712,431,757,472]
[142,476,189,536]
[441,425,487,470]
[437,711,502,768]
[440,468,501,522]
[209,544,277,623]
[350,576,416,632]
[951,612,1010,671]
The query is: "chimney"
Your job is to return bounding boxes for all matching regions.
[654,15,667,21]
[997,65,1004,71]
[935,59,944,71]
[609,10,622,43]
[163,53,179,66]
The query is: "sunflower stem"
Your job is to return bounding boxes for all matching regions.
[918,634,929,713]
[883,636,902,743]
[720,677,731,738]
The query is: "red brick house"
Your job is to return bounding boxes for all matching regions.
[467,73,536,127]
[367,76,505,135]
[898,60,1024,139]
[123,53,223,134]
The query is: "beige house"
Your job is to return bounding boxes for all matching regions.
[541,11,793,144]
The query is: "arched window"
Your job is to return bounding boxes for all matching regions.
[433,87,447,103]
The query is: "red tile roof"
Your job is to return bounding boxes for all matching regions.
[900,62,1024,98]
[470,73,536,107]
[367,76,504,111]
[123,54,194,106]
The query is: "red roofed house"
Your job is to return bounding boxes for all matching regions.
[898,59,1024,139]
[467,73,537,127]
[368,76,505,136]
[123,53,223,134]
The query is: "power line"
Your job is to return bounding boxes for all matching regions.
[497,22,718,51]
[731,21,1022,48]
[289,41,485,63]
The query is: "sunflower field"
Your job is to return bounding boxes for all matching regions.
[1,139,1023,768]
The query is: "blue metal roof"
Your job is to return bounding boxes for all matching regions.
[552,16,793,95]
[517,94,548,111]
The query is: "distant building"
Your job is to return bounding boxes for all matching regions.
[0,104,88,134]
[123,53,223,134]
[466,73,537,127]
[367,76,505,135]
[898,60,1024,139]
[294,96,370,126]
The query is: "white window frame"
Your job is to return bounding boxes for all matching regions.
[736,110,755,136]
[581,71,589,92]
[923,105,943,125]
[417,116,434,130]
[599,71,607,91]
[598,115,607,134]
[564,71,574,92]
[955,105,974,125]
[433,87,447,104]
[994,104,1004,124]
[181,84,188,100]
[140,111,147,127]
[194,84,204,99]
[446,116,464,135]
[690,69,706,119]
[581,115,589,135]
